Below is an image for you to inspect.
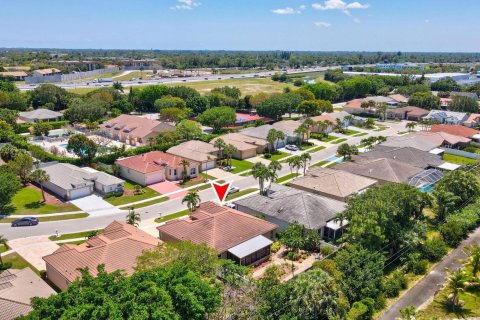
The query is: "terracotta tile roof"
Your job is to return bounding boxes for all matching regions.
[431,125,479,138]
[388,94,409,103]
[309,114,336,123]
[34,68,61,75]
[167,140,217,162]
[344,98,369,111]
[210,133,267,151]
[383,132,471,151]
[388,106,429,117]
[116,151,195,173]
[0,71,27,77]
[464,113,480,125]
[157,201,277,254]
[43,221,160,283]
[99,114,175,140]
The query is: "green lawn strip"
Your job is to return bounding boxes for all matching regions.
[353,132,368,137]
[331,138,347,144]
[240,171,252,176]
[2,252,40,275]
[0,244,8,254]
[48,229,103,241]
[178,173,216,188]
[307,146,326,153]
[104,181,160,206]
[230,159,254,174]
[58,240,86,246]
[275,173,300,184]
[120,197,169,210]
[0,213,89,224]
[225,188,258,201]
[325,162,338,168]
[333,107,343,111]
[266,151,289,161]
[312,134,338,142]
[9,187,80,215]
[443,154,478,165]
[339,129,360,136]
[311,160,330,167]
[154,209,190,223]
[374,127,388,132]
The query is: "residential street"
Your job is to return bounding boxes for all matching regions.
[0,121,407,240]
[379,226,480,320]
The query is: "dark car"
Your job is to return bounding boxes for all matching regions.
[11,217,39,227]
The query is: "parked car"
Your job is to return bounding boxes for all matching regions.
[228,186,240,195]
[11,217,39,227]
[224,202,236,209]
[223,165,232,171]
[285,145,299,151]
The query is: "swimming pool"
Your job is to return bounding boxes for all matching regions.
[59,143,68,148]
[418,184,435,193]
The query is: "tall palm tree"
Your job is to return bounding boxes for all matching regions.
[294,124,308,146]
[179,159,191,183]
[376,102,388,121]
[113,81,124,93]
[251,162,270,195]
[335,118,345,134]
[275,130,286,150]
[302,118,315,143]
[286,156,298,174]
[300,153,311,175]
[406,122,416,132]
[29,169,50,203]
[214,138,226,162]
[182,191,201,212]
[204,155,212,181]
[344,115,354,126]
[267,129,278,153]
[0,235,7,266]
[432,188,460,221]
[464,245,480,277]
[125,207,141,227]
[223,144,238,166]
[266,160,282,191]
[446,267,469,308]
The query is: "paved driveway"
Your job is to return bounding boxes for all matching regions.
[7,236,59,271]
[206,168,236,180]
[148,181,187,199]
[70,194,118,214]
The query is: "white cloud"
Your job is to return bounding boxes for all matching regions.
[299,5,306,10]
[314,21,331,27]
[171,0,201,10]
[272,7,300,14]
[312,0,369,14]
[353,17,361,23]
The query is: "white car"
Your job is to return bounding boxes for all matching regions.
[224,202,236,209]
[285,145,299,151]
[228,186,240,195]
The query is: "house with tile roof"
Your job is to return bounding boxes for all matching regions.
[423,110,468,125]
[431,125,479,139]
[43,221,160,291]
[99,114,175,146]
[234,184,346,238]
[387,106,429,121]
[115,151,200,186]
[288,167,377,202]
[382,131,471,151]
[307,114,337,134]
[167,140,218,171]
[157,201,277,266]
[240,124,295,149]
[359,145,445,169]
[210,133,267,159]
[0,268,55,320]
[0,71,27,81]
[463,113,480,128]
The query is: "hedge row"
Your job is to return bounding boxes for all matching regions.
[16,120,71,134]
[440,198,480,246]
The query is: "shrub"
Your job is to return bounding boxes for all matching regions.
[440,220,465,247]
[271,241,281,253]
[421,238,448,262]
[311,259,338,277]
[103,191,123,199]
[320,246,334,257]
[285,251,298,261]
[264,153,271,159]
[383,271,407,298]
[441,201,480,246]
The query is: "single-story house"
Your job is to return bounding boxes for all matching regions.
[344,98,373,114]
[43,221,160,291]
[387,106,429,121]
[32,68,61,77]
[210,133,267,159]
[289,167,377,202]
[423,110,468,125]
[18,109,63,123]
[329,110,366,126]
[234,184,346,239]
[359,145,445,169]
[240,124,294,149]
[308,114,337,134]
[335,157,424,185]
[157,201,277,266]
[99,114,175,146]
[431,125,479,139]
[0,268,56,320]
[235,113,272,126]
[440,98,452,108]
[0,71,27,81]
[40,163,124,200]
[382,132,471,151]
[167,140,217,171]
[463,114,480,128]
[115,151,200,186]
[388,94,409,104]
[272,120,305,138]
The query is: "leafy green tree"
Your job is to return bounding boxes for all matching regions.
[112,98,134,114]
[446,267,469,308]
[435,170,480,208]
[67,134,97,164]
[182,191,201,212]
[297,100,320,117]
[335,244,385,303]
[159,107,187,124]
[134,85,170,112]
[8,151,33,184]
[125,207,141,226]
[211,86,241,99]
[29,169,50,203]
[448,95,479,113]
[464,245,480,277]
[408,92,441,110]
[0,144,19,162]
[23,264,222,320]
[197,106,236,133]
[64,98,107,122]
[280,222,306,253]
[32,122,52,136]
[432,188,460,221]
[30,84,71,110]
[176,119,202,140]
[256,94,290,120]
[186,95,209,115]
[0,120,14,142]
[0,166,21,210]
[431,77,461,92]
[154,96,186,110]
[302,82,336,100]
[337,143,357,160]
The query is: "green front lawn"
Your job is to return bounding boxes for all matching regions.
[443,154,478,165]
[312,134,338,142]
[308,146,326,153]
[8,187,80,215]
[275,173,300,184]
[353,132,368,137]
[265,151,289,161]
[225,188,258,201]
[331,138,347,144]
[336,129,360,136]
[423,285,480,318]
[154,209,190,223]
[2,252,40,275]
[311,160,329,167]
[105,181,160,206]
[48,229,103,241]
[178,173,216,188]
[230,159,254,174]
[120,196,169,210]
[0,243,8,254]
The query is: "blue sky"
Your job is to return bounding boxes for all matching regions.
[1,0,479,51]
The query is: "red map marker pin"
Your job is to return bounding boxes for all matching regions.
[211,181,232,205]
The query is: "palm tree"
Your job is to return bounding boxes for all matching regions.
[29,169,50,203]
[335,118,345,134]
[182,191,201,212]
[360,101,370,113]
[113,81,124,93]
[214,138,226,162]
[376,102,388,121]
[125,207,141,227]
[364,118,375,129]
[399,306,423,320]
[446,267,469,308]
[432,188,460,221]
[406,122,417,132]
[266,160,282,191]
[375,135,387,144]
[344,115,354,126]
[317,120,329,137]
[267,129,278,153]
[0,235,7,266]
[299,152,311,175]
[302,118,315,143]
[204,155,212,181]
[275,130,286,150]
[251,162,270,195]
[179,159,191,183]
[294,124,308,146]
[337,143,351,161]
[361,137,375,151]
[223,144,238,166]
[464,245,480,277]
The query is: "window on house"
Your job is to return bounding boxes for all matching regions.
[174,169,177,175]
[190,168,196,175]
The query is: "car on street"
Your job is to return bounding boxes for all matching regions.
[224,202,236,209]
[285,145,299,151]
[228,186,240,195]
[11,217,39,227]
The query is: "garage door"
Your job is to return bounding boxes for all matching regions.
[146,172,165,185]
[69,187,92,200]
[201,161,216,171]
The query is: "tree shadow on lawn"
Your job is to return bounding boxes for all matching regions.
[25,201,43,209]
[436,296,475,319]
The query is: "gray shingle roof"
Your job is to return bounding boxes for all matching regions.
[359,145,445,169]
[424,110,468,122]
[18,108,62,120]
[234,184,346,230]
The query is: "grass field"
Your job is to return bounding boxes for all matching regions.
[308,146,326,153]
[336,129,360,136]
[154,209,190,223]
[104,181,160,206]
[331,138,348,144]
[311,160,329,167]
[0,243,8,254]
[120,196,169,210]
[2,252,40,275]
[8,187,79,215]
[353,132,369,137]
[225,188,258,201]
[48,229,102,241]
[113,71,153,81]
[312,134,338,143]
[275,173,300,184]
[266,151,289,161]
[230,159,254,174]
[443,154,478,165]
